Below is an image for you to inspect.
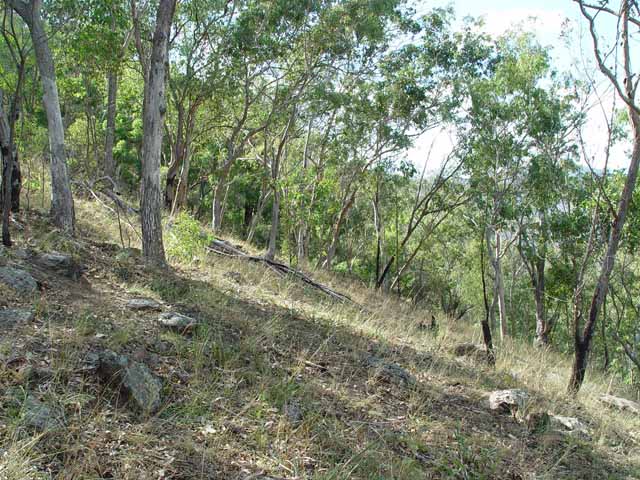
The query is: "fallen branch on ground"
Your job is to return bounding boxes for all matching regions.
[207,238,356,305]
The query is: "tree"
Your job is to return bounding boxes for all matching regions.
[7,0,75,233]
[568,0,640,394]
[134,0,176,267]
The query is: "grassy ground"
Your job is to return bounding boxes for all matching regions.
[0,196,639,479]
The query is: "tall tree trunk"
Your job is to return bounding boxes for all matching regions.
[569,127,640,393]
[165,103,184,208]
[533,255,549,346]
[322,189,356,269]
[265,188,280,260]
[486,226,507,340]
[139,0,176,267]
[480,229,496,365]
[104,70,118,182]
[9,0,75,234]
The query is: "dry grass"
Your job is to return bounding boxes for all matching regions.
[0,194,638,479]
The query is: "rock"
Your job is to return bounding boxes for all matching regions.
[20,394,64,431]
[98,350,162,414]
[126,298,162,311]
[283,401,303,424]
[224,271,245,284]
[452,343,485,358]
[550,414,590,438]
[599,394,640,415]
[157,312,198,332]
[0,267,38,293]
[0,308,35,330]
[489,389,530,413]
[34,252,85,279]
[366,355,415,386]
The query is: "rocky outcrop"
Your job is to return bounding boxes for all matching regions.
[0,308,35,330]
[0,267,38,293]
[97,350,163,414]
[489,389,529,413]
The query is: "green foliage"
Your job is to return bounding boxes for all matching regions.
[165,212,213,263]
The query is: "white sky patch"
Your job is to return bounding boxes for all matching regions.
[479,8,566,43]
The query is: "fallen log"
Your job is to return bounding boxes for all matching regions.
[208,239,355,304]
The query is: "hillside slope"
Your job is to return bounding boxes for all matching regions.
[0,199,639,479]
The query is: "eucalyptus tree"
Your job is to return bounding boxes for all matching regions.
[7,0,75,233]
[568,0,640,394]
[133,0,177,267]
[461,33,554,341]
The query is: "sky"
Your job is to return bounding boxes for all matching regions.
[406,0,632,172]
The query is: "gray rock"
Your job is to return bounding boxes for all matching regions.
[157,312,198,332]
[0,267,38,293]
[98,350,163,414]
[35,252,84,279]
[366,355,415,386]
[0,308,34,330]
[21,394,64,431]
[489,389,530,412]
[126,298,162,311]
[283,401,303,424]
[599,394,640,415]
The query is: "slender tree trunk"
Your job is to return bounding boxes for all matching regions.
[139,0,176,267]
[322,189,356,269]
[480,229,496,366]
[486,226,507,340]
[533,256,549,346]
[569,113,640,394]
[212,162,232,232]
[9,0,75,234]
[104,70,118,182]
[265,188,280,260]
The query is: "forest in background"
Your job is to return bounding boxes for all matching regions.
[0,0,639,398]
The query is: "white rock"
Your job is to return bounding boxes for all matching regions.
[489,389,529,411]
[599,394,640,415]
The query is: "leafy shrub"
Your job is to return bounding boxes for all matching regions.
[165,212,212,263]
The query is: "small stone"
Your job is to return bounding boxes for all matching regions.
[126,298,162,311]
[20,394,64,431]
[0,267,38,293]
[283,401,303,424]
[0,308,35,330]
[599,394,640,415]
[224,271,245,284]
[157,312,198,332]
[366,355,415,386]
[489,389,530,412]
[98,350,163,414]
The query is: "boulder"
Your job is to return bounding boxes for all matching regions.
[0,267,38,293]
[98,350,163,414]
[126,298,162,311]
[0,308,35,330]
[19,394,64,431]
[34,252,85,279]
[599,394,640,415]
[366,355,415,386]
[550,414,590,438]
[489,389,529,413]
[157,312,199,332]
